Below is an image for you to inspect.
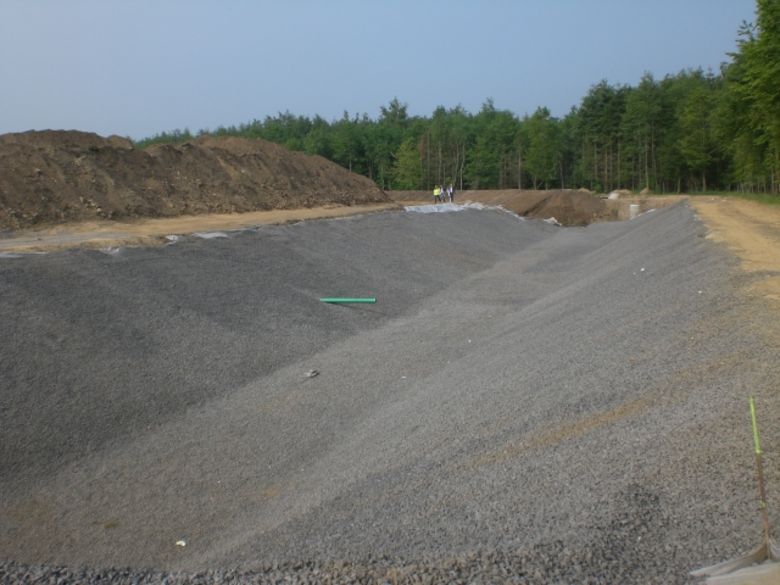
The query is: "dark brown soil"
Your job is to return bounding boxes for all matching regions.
[389,189,615,226]
[0,131,388,230]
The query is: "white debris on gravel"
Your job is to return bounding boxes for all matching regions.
[0,251,46,258]
[404,202,530,224]
[192,232,229,239]
[99,247,122,256]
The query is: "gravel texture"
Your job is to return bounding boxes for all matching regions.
[1,203,778,584]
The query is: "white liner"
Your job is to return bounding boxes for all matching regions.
[192,232,229,239]
[404,202,487,213]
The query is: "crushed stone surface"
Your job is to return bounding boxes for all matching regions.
[1,203,778,584]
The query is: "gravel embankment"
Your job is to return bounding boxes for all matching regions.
[1,203,778,584]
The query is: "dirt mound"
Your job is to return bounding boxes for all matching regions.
[387,189,613,226]
[0,130,387,229]
[515,190,612,226]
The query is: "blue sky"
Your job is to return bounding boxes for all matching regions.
[0,0,756,139]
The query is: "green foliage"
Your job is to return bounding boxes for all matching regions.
[134,127,193,149]
[465,102,521,189]
[675,73,717,190]
[574,81,627,190]
[523,107,562,189]
[134,1,780,195]
[391,138,423,189]
[621,74,664,191]
[719,0,780,191]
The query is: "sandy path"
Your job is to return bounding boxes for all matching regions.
[691,197,780,304]
[0,203,398,253]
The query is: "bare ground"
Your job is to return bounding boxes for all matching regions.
[0,203,398,253]
[0,130,388,230]
[690,196,780,307]
[0,190,667,254]
[389,189,616,225]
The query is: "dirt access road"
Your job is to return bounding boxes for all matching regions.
[690,197,780,306]
[0,203,397,253]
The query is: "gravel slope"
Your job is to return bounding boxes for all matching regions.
[1,203,778,584]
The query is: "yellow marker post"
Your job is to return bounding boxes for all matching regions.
[690,397,780,578]
[750,396,762,455]
[749,397,771,545]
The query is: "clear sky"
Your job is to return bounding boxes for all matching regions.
[0,0,757,140]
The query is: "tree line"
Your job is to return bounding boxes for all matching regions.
[137,0,780,194]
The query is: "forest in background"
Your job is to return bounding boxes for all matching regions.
[137,0,780,195]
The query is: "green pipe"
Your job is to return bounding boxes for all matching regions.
[319,297,376,304]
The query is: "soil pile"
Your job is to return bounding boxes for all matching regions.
[510,189,613,225]
[389,189,614,226]
[0,131,387,229]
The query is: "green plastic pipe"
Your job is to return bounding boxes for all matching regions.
[319,297,376,304]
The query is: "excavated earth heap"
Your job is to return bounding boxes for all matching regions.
[0,131,388,229]
[389,189,615,226]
